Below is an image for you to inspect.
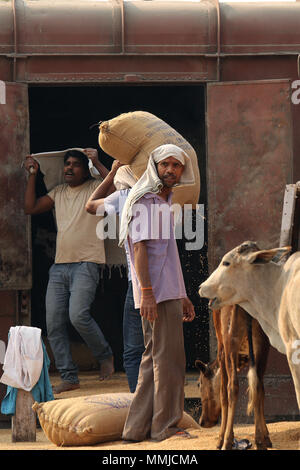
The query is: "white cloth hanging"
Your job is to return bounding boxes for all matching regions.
[0,326,43,392]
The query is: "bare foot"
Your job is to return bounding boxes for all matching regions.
[99,356,114,381]
[52,382,80,394]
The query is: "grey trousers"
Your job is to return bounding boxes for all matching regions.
[122,299,186,442]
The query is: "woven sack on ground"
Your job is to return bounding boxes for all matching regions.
[33,392,200,446]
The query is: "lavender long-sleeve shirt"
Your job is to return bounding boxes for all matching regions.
[127,192,187,309]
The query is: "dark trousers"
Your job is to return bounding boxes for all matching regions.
[123,282,144,393]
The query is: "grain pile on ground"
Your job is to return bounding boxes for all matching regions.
[0,421,299,451]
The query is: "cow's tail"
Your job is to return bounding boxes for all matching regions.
[246,315,258,416]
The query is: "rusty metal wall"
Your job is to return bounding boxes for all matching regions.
[220,2,300,54]
[0,0,218,53]
[0,0,299,175]
[0,0,218,83]
[3,0,300,56]
[0,82,31,290]
[0,292,17,423]
[206,79,293,270]
[0,1,298,86]
[0,82,31,421]
[206,78,298,417]
[221,56,300,202]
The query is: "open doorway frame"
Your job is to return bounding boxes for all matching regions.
[28,83,209,372]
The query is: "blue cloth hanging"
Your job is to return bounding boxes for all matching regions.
[1,341,54,415]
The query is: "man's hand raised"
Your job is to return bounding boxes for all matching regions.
[24,156,39,175]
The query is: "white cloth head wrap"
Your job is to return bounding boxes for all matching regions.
[118,144,195,246]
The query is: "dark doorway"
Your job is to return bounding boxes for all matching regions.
[28,84,209,372]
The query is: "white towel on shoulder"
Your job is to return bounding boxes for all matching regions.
[0,326,43,391]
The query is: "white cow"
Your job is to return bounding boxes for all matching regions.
[199,241,300,410]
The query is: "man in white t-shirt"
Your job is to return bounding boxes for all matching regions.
[24,149,121,393]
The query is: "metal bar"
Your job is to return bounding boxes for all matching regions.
[3,52,300,58]
[215,0,221,82]
[120,0,125,54]
[12,0,18,81]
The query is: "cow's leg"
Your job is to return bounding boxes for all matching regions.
[221,306,246,450]
[248,365,272,449]
[286,343,300,411]
[280,308,300,410]
[256,379,272,449]
[216,351,228,449]
[251,322,272,449]
[222,348,239,450]
[212,309,228,450]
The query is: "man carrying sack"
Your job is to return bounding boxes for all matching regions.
[24,148,119,393]
[118,144,196,442]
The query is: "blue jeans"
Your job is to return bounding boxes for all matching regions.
[46,262,113,384]
[123,282,145,393]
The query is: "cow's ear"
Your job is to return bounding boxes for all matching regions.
[247,246,291,264]
[195,359,208,374]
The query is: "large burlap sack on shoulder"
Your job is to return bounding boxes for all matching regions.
[33,392,199,447]
[99,111,200,207]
